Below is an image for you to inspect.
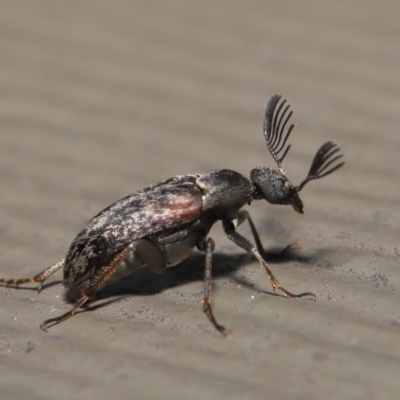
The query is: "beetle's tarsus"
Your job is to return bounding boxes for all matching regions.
[0,277,32,286]
[40,294,90,331]
[275,285,317,302]
[203,299,231,337]
[279,241,302,254]
[265,262,316,301]
[0,258,65,292]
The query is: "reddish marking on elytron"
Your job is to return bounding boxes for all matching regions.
[149,193,202,223]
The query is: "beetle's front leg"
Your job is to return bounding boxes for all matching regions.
[234,210,301,259]
[198,237,231,337]
[223,212,316,301]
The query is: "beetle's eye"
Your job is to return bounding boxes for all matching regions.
[273,179,289,202]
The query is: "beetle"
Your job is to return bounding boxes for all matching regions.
[0,94,344,336]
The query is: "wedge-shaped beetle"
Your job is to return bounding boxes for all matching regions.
[0,95,344,336]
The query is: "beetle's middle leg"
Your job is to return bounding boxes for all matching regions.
[40,246,132,331]
[223,211,316,301]
[198,237,231,337]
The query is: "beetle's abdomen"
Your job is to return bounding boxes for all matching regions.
[63,175,204,286]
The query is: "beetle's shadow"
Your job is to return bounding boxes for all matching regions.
[0,246,336,313]
[88,245,330,310]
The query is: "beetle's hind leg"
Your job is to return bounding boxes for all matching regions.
[199,237,232,337]
[224,211,316,301]
[0,258,65,293]
[40,246,131,331]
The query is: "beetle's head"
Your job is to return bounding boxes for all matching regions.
[251,167,304,213]
[251,95,344,214]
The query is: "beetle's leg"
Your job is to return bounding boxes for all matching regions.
[198,237,231,337]
[270,241,302,257]
[223,214,316,301]
[0,258,65,293]
[40,247,131,331]
[234,210,301,258]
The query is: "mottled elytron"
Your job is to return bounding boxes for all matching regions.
[0,94,344,336]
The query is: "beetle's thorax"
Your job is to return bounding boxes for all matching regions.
[196,169,252,220]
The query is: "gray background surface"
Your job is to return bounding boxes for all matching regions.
[0,1,399,399]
